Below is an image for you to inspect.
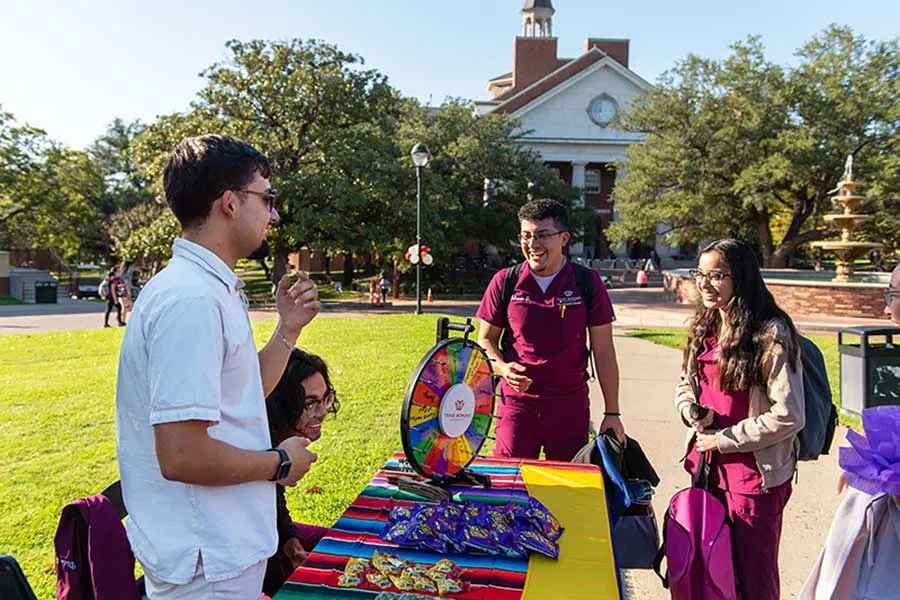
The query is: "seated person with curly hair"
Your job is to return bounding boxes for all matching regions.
[262,348,339,597]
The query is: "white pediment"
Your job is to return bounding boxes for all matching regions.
[511,56,651,144]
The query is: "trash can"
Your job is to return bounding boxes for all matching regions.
[838,326,900,418]
[34,281,58,304]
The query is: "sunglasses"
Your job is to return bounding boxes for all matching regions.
[231,187,277,214]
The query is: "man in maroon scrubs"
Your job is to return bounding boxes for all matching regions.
[476,199,624,461]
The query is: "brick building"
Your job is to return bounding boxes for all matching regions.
[476,0,657,260]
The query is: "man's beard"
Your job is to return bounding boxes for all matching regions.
[246,239,270,260]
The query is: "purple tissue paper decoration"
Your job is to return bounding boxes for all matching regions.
[839,406,900,498]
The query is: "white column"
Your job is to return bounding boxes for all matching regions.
[571,161,587,258]
[571,161,587,207]
[610,166,627,258]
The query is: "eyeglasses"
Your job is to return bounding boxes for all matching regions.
[518,231,565,244]
[231,187,277,214]
[689,269,733,286]
[885,288,900,306]
[304,386,337,415]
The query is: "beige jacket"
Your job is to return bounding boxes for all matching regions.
[675,320,806,490]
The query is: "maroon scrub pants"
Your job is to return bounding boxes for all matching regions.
[492,385,590,461]
[709,482,792,600]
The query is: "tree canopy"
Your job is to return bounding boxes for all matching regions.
[608,26,899,266]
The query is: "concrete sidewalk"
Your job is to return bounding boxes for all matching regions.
[590,334,844,599]
[0,285,890,335]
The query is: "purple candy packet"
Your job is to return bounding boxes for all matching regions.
[381,520,414,545]
[461,521,498,554]
[515,526,560,559]
[517,497,564,542]
[484,506,525,557]
[386,505,413,528]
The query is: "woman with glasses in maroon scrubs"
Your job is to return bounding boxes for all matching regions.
[675,238,805,600]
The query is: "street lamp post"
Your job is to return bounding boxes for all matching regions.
[410,143,430,315]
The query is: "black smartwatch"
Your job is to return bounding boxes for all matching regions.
[269,447,291,481]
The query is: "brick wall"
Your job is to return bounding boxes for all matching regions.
[767,283,885,319]
[664,273,887,319]
[513,37,560,91]
[584,38,629,67]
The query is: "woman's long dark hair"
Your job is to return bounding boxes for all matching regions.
[266,348,338,445]
[683,239,800,391]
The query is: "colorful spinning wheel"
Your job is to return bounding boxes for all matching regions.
[400,330,496,482]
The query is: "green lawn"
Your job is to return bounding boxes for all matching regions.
[235,262,363,304]
[0,314,454,598]
[0,296,24,305]
[626,328,859,430]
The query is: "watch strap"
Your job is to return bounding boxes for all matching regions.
[269,447,291,481]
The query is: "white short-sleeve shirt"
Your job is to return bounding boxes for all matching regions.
[115,237,276,584]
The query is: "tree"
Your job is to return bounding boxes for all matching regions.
[198,38,406,283]
[89,118,155,214]
[127,41,578,284]
[392,99,580,280]
[0,109,49,231]
[0,108,107,261]
[609,26,899,266]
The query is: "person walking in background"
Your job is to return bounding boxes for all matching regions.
[115,135,321,599]
[103,266,124,327]
[675,238,805,600]
[116,261,133,325]
[378,273,389,304]
[885,262,900,323]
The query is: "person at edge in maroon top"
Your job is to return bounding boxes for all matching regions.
[676,238,806,600]
[476,198,624,461]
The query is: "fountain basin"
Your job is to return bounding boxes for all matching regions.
[664,268,891,320]
[823,214,874,231]
[832,195,867,212]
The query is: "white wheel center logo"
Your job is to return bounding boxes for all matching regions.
[439,383,476,438]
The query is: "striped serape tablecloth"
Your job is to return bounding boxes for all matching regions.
[274,453,619,599]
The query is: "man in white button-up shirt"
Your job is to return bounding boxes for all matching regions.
[115,135,320,599]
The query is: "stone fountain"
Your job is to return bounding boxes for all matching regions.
[810,155,883,282]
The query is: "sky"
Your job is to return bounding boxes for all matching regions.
[1,0,897,150]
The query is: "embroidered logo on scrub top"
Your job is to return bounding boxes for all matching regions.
[555,292,583,307]
[511,293,530,302]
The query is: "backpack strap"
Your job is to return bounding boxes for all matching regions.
[652,512,670,589]
[499,263,523,351]
[572,262,597,382]
[692,451,712,490]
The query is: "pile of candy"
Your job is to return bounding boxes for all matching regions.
[337,551,469,596]
[379,497,563,559]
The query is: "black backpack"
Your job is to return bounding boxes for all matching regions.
[796,336,839,461]
[500,261,597,378]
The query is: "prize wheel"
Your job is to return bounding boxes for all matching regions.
[400,336,496,481]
